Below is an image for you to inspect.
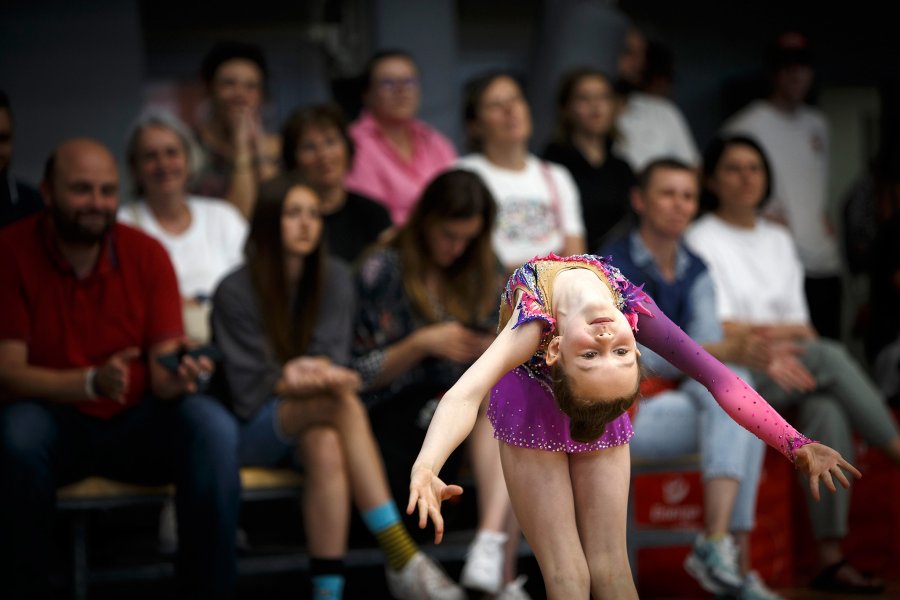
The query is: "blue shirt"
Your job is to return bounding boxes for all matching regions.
[603,230,721,379]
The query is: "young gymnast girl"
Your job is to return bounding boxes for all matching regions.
[408,252,861,599]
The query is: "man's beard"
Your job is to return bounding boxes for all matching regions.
[51,204,115,244]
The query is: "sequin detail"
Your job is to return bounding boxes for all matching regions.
[786,432,817,462]
[503,253,654,339]
[488,366,634,453]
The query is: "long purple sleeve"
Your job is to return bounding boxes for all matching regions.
[635,293,814,463]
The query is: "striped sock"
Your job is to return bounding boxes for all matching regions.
[361,501,418,571]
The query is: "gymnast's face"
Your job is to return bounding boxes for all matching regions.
[545,300,640,403]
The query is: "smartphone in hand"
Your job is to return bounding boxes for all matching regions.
[156,344,224,373]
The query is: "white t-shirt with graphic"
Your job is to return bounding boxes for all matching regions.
[455,154,585,268]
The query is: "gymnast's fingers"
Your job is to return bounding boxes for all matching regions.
[808,472,821,502]
[429,505,445,544]
[840,458,862,480]
[832,465,851,490]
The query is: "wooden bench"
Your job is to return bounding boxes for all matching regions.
[54,467,542,599]
[55,455,690,598]
[57,467,304,600]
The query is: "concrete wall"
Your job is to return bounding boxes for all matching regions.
[1,0,144,185]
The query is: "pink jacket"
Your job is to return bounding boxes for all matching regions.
[344,111,457,225]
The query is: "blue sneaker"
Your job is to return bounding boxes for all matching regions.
[740,571,784,599]
[684,534,743,595]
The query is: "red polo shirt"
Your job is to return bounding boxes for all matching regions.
[0,213,184,418]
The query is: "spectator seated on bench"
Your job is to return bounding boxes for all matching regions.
[601,157,773,598]
[211,173,465,600]
[0,138,240,600]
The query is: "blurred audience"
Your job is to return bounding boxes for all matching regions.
[612,24,700,172]
[281,103,392,264]
[211,173,464,600]
[457,71,587,274]
[0,138,240,600]
[121,110,247,343]
[0,90,43,228]
[721,31,843,339]
[686,134,899,595]
[642,38,676,100]
[193,40,281,219]
[5,11,899,595]
[866,148,900,407]
[353,169,528,598]
[602,159,775,599]
[543,67,636,251]
[344,50,457,226]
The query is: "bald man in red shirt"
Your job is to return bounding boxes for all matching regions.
[0,139,240,599]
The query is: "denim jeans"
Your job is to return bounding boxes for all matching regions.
[629,367,765,532]
[0,394,241,599]
[238,396,297,468]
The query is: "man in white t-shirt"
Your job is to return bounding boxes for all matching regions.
[721,31,843,339]
[612,25,700,173]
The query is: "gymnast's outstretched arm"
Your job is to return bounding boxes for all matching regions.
[634,293,861,500]
[408,299,541,542]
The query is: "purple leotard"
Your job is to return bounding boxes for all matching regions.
[487,254,814,461]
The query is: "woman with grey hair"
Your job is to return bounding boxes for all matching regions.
[120,110,249,554]
[120,110,248,343]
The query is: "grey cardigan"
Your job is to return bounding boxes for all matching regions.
[211,258,355,420]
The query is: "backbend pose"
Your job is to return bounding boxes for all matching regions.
[408,252,861,599]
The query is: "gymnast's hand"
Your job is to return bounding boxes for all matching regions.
[407,465,463,544]
[794,442,862,502]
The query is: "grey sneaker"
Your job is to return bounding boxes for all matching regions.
[460,530,507,593]
[684,534,743,595]
[385,552,466,600]
[740,571,784,600]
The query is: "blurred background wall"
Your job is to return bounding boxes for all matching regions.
[3,0,897,213]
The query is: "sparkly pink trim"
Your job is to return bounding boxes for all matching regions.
[786,433,817,464]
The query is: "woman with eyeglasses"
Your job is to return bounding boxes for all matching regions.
[343,50,457,226]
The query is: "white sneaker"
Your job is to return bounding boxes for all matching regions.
[740,571,784,600]
[683,534,742,595]
[496,575,532,600]
[385,552,466,600]
[460,530,507,593]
